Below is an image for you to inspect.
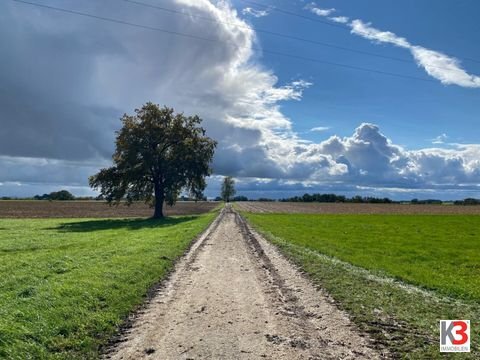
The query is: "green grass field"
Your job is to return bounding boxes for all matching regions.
[243,214,480,301]
[0,213,216,359]
[243,213,480,358]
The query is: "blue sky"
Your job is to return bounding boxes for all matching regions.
[0,0,479,200]
[235,0,480,148]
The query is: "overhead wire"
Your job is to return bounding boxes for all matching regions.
[238,0,346,29]
[239,0,480,65]
[122,0,480,73]
[10,0,436,84]
[120,0,416,66]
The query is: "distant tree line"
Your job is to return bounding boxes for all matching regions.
[279,193,395,203]
[213,195,248,202]
[276,194,480,205]
[453,198,480,205]
[410,198,443,205]
[31,191,208,202]
[34,190,76,201]
[2,190,479,206]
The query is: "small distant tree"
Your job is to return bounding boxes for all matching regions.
[50,190,75,201]
[89,103,217,218]
[221,176,236,202]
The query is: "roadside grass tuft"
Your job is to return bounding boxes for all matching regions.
[243,213,480,358]
[0,212,216,359]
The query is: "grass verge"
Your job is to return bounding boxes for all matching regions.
[242,213,480,358]
[0,212,217,359]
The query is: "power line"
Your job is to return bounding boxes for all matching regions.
[239,0,346,29]
[461,56,480,65]
[10,0,435,83]
[120,0,415,66]
[240,0,480,65]
[123,0,480,73]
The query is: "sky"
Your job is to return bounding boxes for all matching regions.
[0,0,479,200]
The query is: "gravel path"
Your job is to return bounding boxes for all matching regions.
[105,206,383,359]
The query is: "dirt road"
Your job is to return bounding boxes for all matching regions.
[105,206,382,359]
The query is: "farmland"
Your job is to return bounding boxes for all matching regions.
[2,199,479,359]
[241,205,480,357]
[236,201,480,214]
[0,200,218,218]
[0,211,217,359]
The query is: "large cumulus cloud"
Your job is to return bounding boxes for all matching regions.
[304,123,480,189]
[0,0,479,198]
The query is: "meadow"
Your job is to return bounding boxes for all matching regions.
[243,212,480,357]
[0,212,216,359]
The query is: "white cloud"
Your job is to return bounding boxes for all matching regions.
[306,2,480,88]
[242,7,269,18]
[349,19,480,88]
[305,3,335,17]
[350,20,410,48]
[329,16,349,24]
[310,126,330,132]
[431,133,448,144]
[410,46,480,87]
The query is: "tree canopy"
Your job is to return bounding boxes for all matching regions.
[34,190,75,201]
[89,103,217,218]
[221,176,236,202]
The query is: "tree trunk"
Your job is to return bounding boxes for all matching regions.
[153,182,164,219]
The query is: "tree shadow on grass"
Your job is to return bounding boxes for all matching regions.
[53,216,198,233]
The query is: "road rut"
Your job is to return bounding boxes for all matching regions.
[105,206,382,359]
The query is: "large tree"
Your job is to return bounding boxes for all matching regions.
[89,103,217,218]
[221,176,236,202]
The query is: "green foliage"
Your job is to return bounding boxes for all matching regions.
[0,213,216,359]
[244,213,480,357]
[279,193,394,203]
[89,103,217,218]
[410,198,443,204]
[34,190,75,201]
[454,198,480,205]
[233,195,248,201]
[220,176,236,202]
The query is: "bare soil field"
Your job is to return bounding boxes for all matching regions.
[236,201,480,214]
[106,206,382,359]
[0,200,218,218]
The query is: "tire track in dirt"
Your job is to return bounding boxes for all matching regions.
[104,205,385,359]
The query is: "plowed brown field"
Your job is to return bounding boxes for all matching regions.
[0,200,218,218]
[236,201,480,214]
